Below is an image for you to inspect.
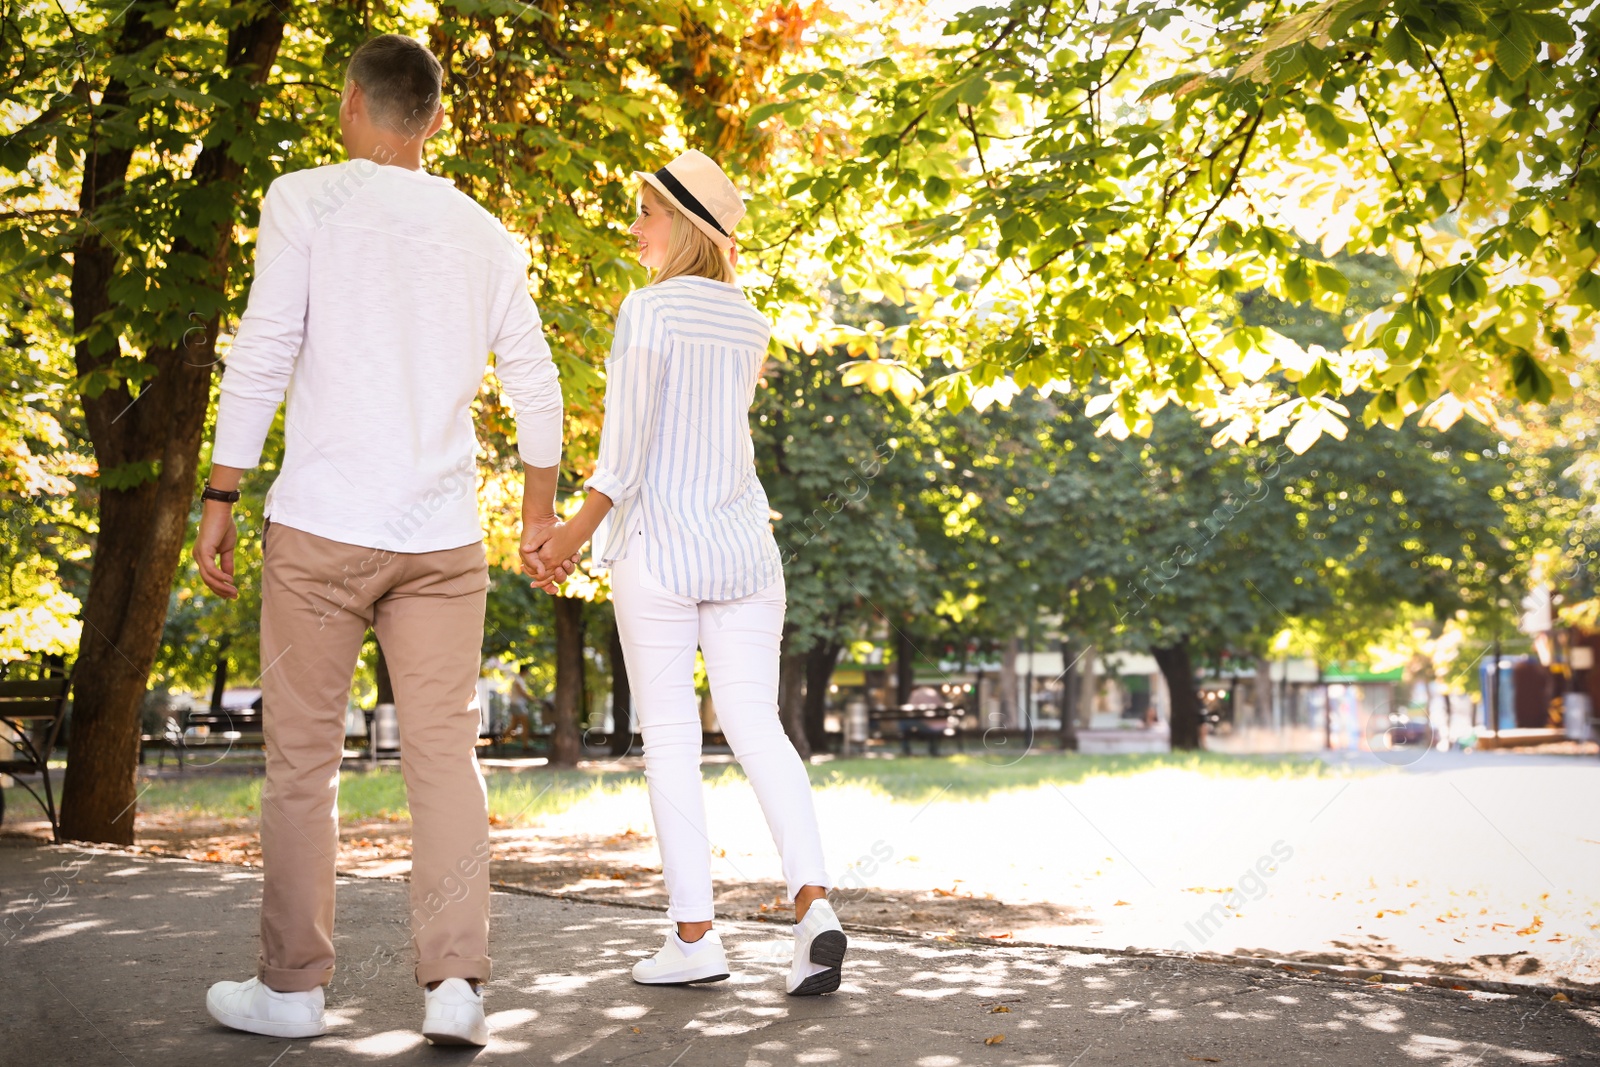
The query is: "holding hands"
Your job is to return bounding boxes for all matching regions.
[519,516,586,593]
[519,485,613,595]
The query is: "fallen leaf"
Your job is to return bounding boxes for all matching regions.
[1114,900,1133,906]
[1552,993,1571,1003]
[984,1035,1005,1045]
[989,1005,1011,1013]
[988,933,1013,940]
[1366,975,1384,983]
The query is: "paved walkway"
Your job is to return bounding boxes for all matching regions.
[2,840,1595,1065]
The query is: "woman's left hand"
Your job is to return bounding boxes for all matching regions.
[520,520,582,593]
[531,523,585,579]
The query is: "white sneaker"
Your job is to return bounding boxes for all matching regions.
[205,977,327,1039]
[631,929,731,985]
[422,977,489,1046]
[787,899,847,996]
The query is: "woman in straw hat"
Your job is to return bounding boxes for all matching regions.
[522,149,846,995]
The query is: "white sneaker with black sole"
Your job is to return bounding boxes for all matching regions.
[787,899,847,996]
[422,977,489,1046]
[205,977,327,1039]
[632,929,731,985]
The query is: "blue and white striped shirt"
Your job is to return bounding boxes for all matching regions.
[584,276,784,601]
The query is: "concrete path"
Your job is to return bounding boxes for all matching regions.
[2,840,1595,1066]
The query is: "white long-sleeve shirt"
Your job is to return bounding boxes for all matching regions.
[212,159,563,553]
[585,276,783,600]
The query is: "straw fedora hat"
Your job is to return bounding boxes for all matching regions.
[635,149,745,251]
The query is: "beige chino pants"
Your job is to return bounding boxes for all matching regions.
[256,521,492,992]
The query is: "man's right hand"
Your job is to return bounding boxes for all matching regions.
[194,501,240,599]
[520,515,580,594]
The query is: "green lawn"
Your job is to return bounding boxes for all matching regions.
[3,750,1354,827]
[804,748,1350,804]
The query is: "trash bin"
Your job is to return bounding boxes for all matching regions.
[1565,692,1592,742]
[373,702,400,753]
[845,699,869,756]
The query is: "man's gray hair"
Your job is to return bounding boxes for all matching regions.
[346,34,443,137]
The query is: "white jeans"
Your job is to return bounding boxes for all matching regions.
[610,524,831,922]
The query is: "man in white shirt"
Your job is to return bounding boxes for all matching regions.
[192,34,568,1046]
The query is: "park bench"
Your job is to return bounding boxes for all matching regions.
[138,723,188,772]
[0,660,73,842]
[871,702,964,756]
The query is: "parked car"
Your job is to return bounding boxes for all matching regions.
[1378,711,1431,750]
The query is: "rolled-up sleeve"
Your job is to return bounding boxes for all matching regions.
[584,292,670,506]
[212,179,311,468]
[493,261,564,468]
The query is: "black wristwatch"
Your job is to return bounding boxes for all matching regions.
[201,484,241,504]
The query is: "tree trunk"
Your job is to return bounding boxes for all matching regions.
[608,614,632,756]
[802,638,840,753]
[1058,638,1078,751]
[208,639,231,712]
[1153,641,1202,751]
[1253,654,1275,732]
[60,7,286,844]
[374,640,395,706]
[998,636,1019,727]
[1075,644,1098,727]
[778,624,810,759]
[550,595,585,766]
[894,626,915,707]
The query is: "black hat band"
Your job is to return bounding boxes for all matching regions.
[653,166,730,237]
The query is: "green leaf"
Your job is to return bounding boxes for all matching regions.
[1573,271,1600,311]
[1448,264,1488,307]
[748,100,790,126]
[1381,23,1417,67]
[1509,351,1553,403]
[1138,72,1205,102]
[1525,12,1576,47]
[1304,103,1349,149]
[1509,226,1539,257]
[1283,258,1312,304]
[1495,15,1537,81]
[1313,262,1349,296]
[1311,263,1349,312]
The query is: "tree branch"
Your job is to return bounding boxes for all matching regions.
[268,79,342,94]
[960,104,993,187]
[1356,83,1436,272]
[0,208,79,222]
[1569,100,1600,191]
[1177,313,1229,383]
[1180,107,1265,256]
[1419,42,1468,211]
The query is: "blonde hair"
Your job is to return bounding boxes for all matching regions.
[641,184,737,286]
